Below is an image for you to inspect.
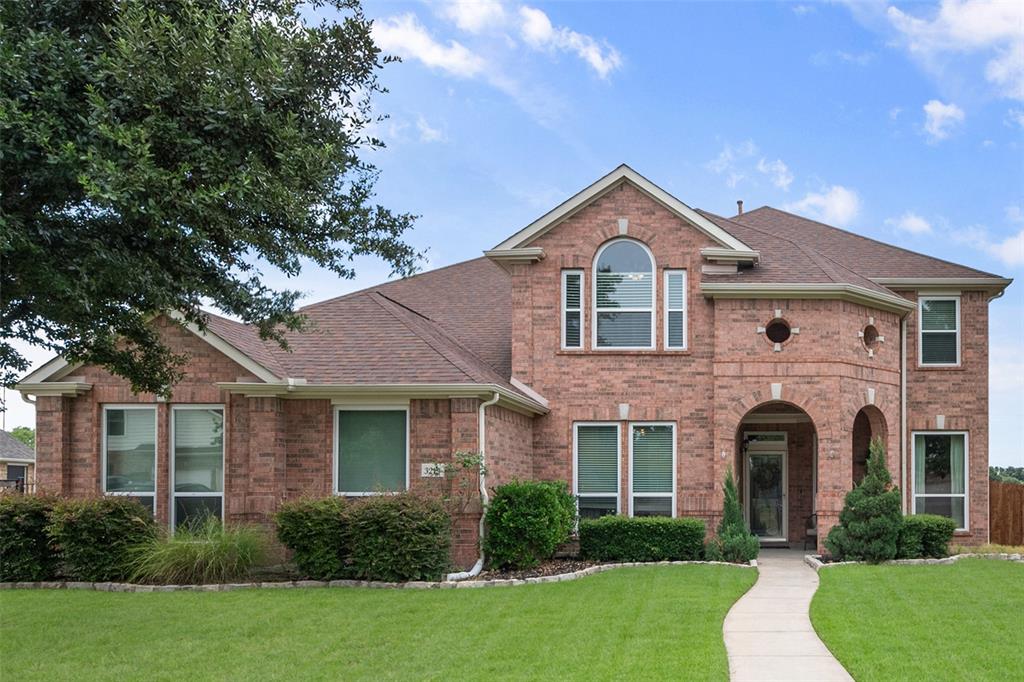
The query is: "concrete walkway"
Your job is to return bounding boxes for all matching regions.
[723,549,852,682]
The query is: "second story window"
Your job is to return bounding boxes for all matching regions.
[594,239,655,349]
[562,270,583,349]
[664,270,687,349]
[919,296,959,366]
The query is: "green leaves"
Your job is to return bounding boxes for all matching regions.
[1,0,419,392]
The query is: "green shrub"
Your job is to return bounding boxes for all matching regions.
[898,514,956,559]
[345,493,451,582]
[127,517,267,584]
[0,494,58,581]
[275,496,350,580]
[825,438,902,563]
[47,497,157,581]
[483,480,575,569]
[579,516,705,562]
[706,467,759,563]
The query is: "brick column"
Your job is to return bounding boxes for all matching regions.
[815,430,849,553]
[34,396,71,494]
[450,398,481,569]
[242,397,286,525]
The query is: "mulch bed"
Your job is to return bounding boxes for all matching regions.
[470,558,598,581]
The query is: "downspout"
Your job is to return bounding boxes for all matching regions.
[900,316,908,514]
[446,391,500,581]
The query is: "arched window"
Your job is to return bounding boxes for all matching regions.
[593,239,655,348]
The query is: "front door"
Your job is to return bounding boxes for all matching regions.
[743,433,788,541]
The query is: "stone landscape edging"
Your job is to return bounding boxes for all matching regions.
[0,559,756,592]
[803,552,1023,572]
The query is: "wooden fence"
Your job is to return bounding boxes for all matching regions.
[990,480,1024,546]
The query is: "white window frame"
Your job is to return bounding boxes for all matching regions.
[101,404,158,513]
[663,269,688,350]
[572,421,622,516]
[333,405,410,496]
[918,295,960,367]
[628,422,676,518]
[170,404,225,529]
[561,269,584,350]
[911,430,969,531]
[592,238,656,351]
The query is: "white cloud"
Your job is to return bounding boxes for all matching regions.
[783,185,861,226]
[518,6,622,78]
[792,4,816,16]
[416,115,446,142]
[812,50,876,67]
[887,0,1024,101]
[756,158,794,191]
[372,13,486,77]
[922,99,965,141]
[889,106,903,120]
[706,140,757,175]
[885,211,933,235]
[439,0,506,33]
[1006,108,1024,128]
[951,209,1024,267]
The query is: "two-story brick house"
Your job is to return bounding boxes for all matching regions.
[17,165,1010,565]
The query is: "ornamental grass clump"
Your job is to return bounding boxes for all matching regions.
[128,517,267,585]
[705,467,759,563]
[825,437,902,563]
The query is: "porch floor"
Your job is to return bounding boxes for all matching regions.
[723,549,852,682]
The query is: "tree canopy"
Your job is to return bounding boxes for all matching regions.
[1,0,418,394]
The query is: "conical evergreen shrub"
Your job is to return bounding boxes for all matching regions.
[706,466,759,563]
[824,437,902,563]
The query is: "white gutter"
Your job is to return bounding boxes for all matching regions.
[900,317,908,514]
[447,391,500,581]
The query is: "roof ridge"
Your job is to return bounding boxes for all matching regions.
[739,206,1001,279]
[300,257,492,312]
[368,292,499,386]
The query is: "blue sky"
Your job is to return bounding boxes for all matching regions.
[4,1,1022,465]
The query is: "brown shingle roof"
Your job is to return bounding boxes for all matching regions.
[0,430,34,461]
[731,206,1002,280]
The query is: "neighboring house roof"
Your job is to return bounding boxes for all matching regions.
[0,430,35,462]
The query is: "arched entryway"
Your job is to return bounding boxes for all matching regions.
[851,405,887,486]
[735,402,818,546]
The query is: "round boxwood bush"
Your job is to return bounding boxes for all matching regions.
[0,494,59,581]
[344,493,451,582]
[483,480,575,570]
[898,514,957,559]
[276,496,350,580]
[47,496,157,581]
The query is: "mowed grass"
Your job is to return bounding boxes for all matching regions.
[811,559,1024,681]
[0,565,754,681]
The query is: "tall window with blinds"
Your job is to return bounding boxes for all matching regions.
[919,297,959,365]
[594,240,655,349]
[630,424,675,517]
[913,432,967,530]
[171,406,224,529]
[103,406,157,515]
[562,270,583,349]
[574,423,619,519]
[664,270,687,350]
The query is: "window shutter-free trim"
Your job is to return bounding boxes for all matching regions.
[593,239,656,349]
[919,296,960,366]
[575,424,620,495]
[631,425,674,493]
[665,270,687,349]
[336,409,408,494]
[562,270,583,349]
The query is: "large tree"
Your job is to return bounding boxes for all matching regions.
[0,0,418,394]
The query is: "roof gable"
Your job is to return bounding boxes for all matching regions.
[490,164,754,253]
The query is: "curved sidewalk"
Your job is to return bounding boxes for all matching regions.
[723,549,852,682]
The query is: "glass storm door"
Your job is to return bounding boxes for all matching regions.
[747,452,786,539]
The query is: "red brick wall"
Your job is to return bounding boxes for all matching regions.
[510,183,908,550]
[486,404,533,488]
[901,289,989,544]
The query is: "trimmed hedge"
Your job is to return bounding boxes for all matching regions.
[484,480,575,569]
[579,516,705,562]
[275,493,451,582]
[345,494,451,582]
[898,514,957,559]
[276,497,350,580]
[0,494,58,581]
[47,497,157,581]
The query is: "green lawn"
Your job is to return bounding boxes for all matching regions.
[0,565,754,681]
[811,559,1024,681]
